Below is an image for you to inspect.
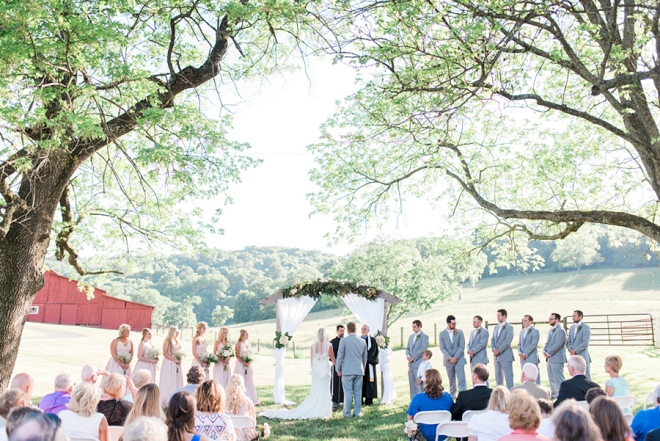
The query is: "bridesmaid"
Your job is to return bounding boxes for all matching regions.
[191,321,210,379]
[234,329,259,405]
[105,324,134,376]
[213,327,232,388]
[134,328,158,383]
[159,326,183,408]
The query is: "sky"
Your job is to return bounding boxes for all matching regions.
[203,59,442,256]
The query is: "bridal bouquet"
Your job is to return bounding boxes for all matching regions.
[217,344,235,371]
[404,421,424,441]
[148,349,161,361]
[200,352,219,364]
[252,422,271,440]
[273,331,292,349]
[174,351,185,373]
[375,330,390,349]
[117,353,131,374]
[241,351,254,375]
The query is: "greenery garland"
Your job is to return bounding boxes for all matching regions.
[281,280,379,301]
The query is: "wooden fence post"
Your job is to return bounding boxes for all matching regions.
[400,327,404,349]
[434,323,437,346]
[257,339,260,353]
[292,341,296,358]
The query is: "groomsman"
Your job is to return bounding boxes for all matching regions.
[543,312,567,400]
[330,325,345,410]
[491,309,514,389]
[518,315,541,385]
[360,325,379,406]
[406,320,429,399]
[439,315,467,398]
[467,315,489,380]
[567,310,592,379]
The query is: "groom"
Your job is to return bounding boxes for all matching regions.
[336,321,367,418]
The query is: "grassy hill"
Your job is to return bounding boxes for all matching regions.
[15,267,660,440]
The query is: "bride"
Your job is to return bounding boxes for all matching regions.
[261,328,333,420]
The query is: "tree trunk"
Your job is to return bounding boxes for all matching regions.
[0,153,73,389]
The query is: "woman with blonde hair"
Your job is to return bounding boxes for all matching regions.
[59,382,110,441]
[134,328,159,382]
[159,326,183,408]
[124,384,164,426]
[498,389,550,440]
[194,379,235,440]
[407,369,454,441]
[603,355,630,397]
[105,324,134,376]
[97,373,133,426]
[213,327,232,388]
[467,386,512,441]
[234,329,258,405]
[226,374,256,440]
[192,322,210,379]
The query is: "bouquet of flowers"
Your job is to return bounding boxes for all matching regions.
[241,351,254,375]
[217,344,235,371]
[200,352,219,364]
[252,422,271,440]
[148,349,161,361]
[375,330,390,349]
[174,351,185,373]
[273,331,292,349]
[404,421,424,441]
[117,353,131,374]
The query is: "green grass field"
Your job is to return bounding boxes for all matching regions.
[15,267,660,440]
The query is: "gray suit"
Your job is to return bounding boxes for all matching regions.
[512,381,550,400]
[491,323,514,389]
[406,331,429,399]
[543,325,567,399]
[439,329,467,397]
[518,326,541,385]
[336,333,367,418]
[467,327,489,371]
[567,322,591,378]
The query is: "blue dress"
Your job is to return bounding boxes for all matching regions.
[605,377,631,397]
[407,392,454,441]
[631,406,660,440]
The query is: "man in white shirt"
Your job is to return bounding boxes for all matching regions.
[416,350,433,393]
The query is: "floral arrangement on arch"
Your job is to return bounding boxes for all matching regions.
[273,331,292,349]
[281,279,379,301]
[375,330,390,350]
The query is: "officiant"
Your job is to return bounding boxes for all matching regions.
[360,324,379,406]
[330,324,345,410]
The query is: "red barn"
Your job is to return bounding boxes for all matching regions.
[28,270,154,330]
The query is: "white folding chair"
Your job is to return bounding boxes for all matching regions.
[229,414,256,430]
[575,400,590,411]
[612,395,636,416]
[645,392,654,409]
[108,426,124,441]
[624,413,634,426]
[462,409,486,422]
[435,421,469,441]
[413,410,451,425]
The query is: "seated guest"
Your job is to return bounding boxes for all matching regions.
[37,372,75,415]
[6,410,66,441]
[467,386,512,441]
[131,370,152,389]
[631,384,660,441]
[512,364,550,400]
[97,373,133,426]
[226,375,256,441]
[646,427,660,441]
[585,387,607,405]
[603,356,630,397]
[589,396,633,441]
[194,379,235,440]
[452,363,492,420]
[9,374,35,400]
[122,416,167,441]
[59,382,110,441]
[170,366,204,398]
[536,399,554,438]
[81,365,109,384]
[166,392,210,441]
[407,369,454,441]
[0,389,31,441]
[124,384,164,426]
[554,356,599,407]
[498,389,550,440]
[6,407,43,440]
[553,400,604,441]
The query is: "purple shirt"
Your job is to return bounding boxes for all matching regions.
[37,391,71,415]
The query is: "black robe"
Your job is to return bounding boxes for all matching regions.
[330,336,344,404]
[361,336,379,400]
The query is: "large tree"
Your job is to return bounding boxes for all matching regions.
[0,0,305,387]
[307,0,660,249]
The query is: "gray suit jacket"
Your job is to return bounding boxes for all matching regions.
[406,331,429,364]
[518,326,540,364]
[543,326,567,363]
[567,323,591,362]
[491,323,514,362]
[467,327,489,364]
[439,329,466,367]
[336,333,367,376]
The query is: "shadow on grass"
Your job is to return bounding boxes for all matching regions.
[622,269,659,291]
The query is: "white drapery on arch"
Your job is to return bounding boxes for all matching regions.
[273,296,317,404]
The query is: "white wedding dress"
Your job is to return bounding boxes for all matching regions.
[261,341,332,420]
